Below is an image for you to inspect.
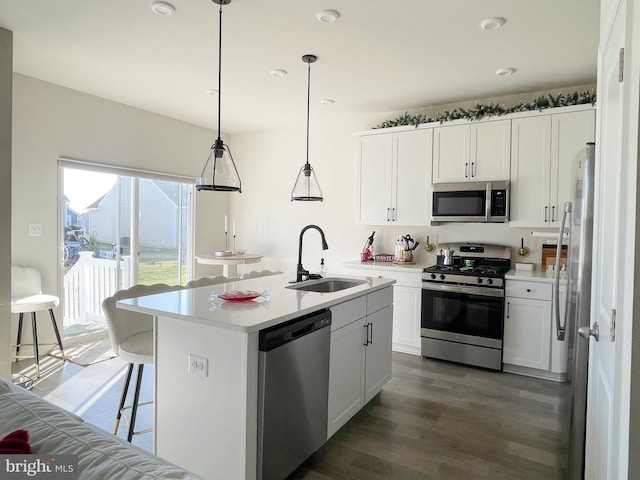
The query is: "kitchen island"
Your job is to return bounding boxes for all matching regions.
[117,273,395,480]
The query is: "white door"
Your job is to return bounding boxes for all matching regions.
[586,1,628,478]
[503,296,551,371]
[509,115,552,227]
[357,134,393,224]
[327,319,365,438]
[393,129,432,225]
[470,119,511,181]
[432,124,469,183]
[364,305,393,402]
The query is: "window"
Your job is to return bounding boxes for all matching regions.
[59,159,194,336]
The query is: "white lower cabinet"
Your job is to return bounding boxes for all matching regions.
[503,278,568,381]
[364,304,393,402]
[390,285,421,355]
[327,287,393,438]
[343,265,422,355]
[503,296,552,371]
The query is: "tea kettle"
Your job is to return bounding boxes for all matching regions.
[440,248,455,265]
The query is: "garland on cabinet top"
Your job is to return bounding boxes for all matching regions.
[373,89,596,129]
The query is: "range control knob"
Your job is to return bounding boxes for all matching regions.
[487,278,493,285]
[440,274,446,280]
[430,273,436,280]
[477,277,483,284]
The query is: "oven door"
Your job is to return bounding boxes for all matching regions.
[421,282,504,349]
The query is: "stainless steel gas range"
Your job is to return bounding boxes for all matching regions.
[421,242,512,371]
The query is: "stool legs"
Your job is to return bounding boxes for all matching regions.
[48,308,67,360]
[114,363,149,443]
[15,313,24,361]
[114,363,134,436]
[128,364,145,442]
[31,313,40,377]
[13,309,66,377]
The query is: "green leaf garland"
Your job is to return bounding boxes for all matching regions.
[373,89,596,129]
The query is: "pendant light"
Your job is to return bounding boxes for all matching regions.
[291,54,323,202]
[196,0,242,193]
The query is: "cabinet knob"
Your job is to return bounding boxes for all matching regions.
[526,288,531,293]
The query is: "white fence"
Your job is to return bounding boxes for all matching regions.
[63,252,131,327]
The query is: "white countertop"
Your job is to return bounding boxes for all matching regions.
[505,269,567,283]
[342,260,428,273]
[117,272,395,333]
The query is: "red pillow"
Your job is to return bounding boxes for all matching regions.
[0,430,32,454]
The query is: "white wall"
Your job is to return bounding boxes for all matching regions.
[8,75,228,369]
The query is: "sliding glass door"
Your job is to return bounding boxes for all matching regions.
[60,162,193,338]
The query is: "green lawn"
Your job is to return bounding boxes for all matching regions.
[137,261,186,285]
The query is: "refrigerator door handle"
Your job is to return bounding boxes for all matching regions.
[555,201,572,341]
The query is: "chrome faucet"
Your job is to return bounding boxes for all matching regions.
[296,225,329,282]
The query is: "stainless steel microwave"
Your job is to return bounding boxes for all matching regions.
[431,181,509,224]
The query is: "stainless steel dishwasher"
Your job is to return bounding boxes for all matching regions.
[257,309,332,480]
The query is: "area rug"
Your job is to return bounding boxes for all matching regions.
[48,338,116,366]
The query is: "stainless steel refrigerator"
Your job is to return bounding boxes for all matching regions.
[555,142,595,480]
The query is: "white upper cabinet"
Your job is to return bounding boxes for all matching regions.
[357,134,392,225]
[510,107,595,228]
[356,128,432,225]
[432,119,511,183]
[509,115,553,227]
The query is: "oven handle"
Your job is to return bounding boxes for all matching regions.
[421,282,504,298]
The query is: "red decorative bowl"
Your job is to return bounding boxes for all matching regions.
[219,290,261,302]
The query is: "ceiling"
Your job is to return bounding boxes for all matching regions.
[0,0,600,135]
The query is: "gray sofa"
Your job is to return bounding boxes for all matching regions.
[0,376,202,479]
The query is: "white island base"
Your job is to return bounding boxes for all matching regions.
[118,273,394,479]
[155,316,259,479]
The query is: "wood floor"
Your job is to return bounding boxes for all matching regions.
[13,350,571,480]
[290,353,571,480]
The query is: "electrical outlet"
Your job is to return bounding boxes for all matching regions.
[188,353,208,377]
[29,224,43,237]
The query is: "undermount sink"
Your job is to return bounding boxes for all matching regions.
[286,277,367,293]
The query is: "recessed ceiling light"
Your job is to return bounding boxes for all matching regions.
[496,67,515,77]
[270,69,288,78]
[316,9,340,23]
[206,88,219,95]
[480,17,505,31]
[151,1,175,16]
[320,99,335,106]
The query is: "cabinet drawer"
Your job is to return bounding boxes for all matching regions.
[330,296,367,331]
[505,281,552,301]
[367,287,393,315]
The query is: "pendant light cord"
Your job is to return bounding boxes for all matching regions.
[305,61,311,169]
[217,4,223,143]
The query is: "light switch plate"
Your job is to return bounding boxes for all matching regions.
[29,224,43,236]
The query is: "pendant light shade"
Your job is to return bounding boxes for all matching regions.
[291,54,323,202]
[196,0,242,193]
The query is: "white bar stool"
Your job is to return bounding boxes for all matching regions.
[11,266,66,377]
[102,283,184,442]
